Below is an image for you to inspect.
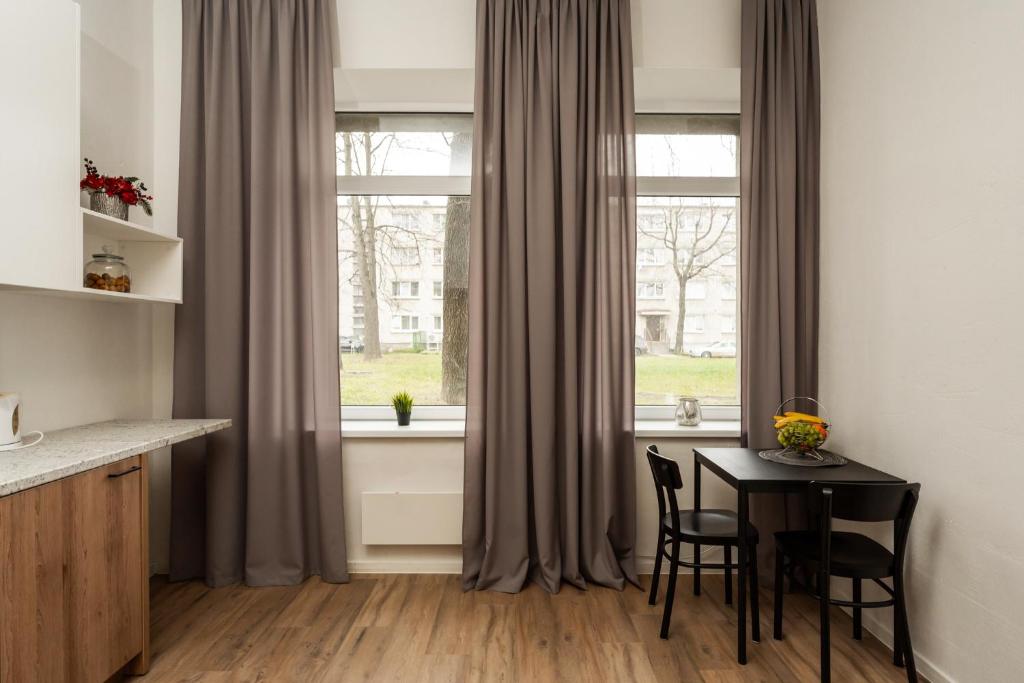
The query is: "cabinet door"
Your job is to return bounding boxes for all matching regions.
[63,457,146,682]
[0,0,80,289]
[0,479,67,682]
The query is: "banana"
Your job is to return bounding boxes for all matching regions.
[782,411,825,425]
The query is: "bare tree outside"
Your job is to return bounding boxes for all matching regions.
[637,200,736,355]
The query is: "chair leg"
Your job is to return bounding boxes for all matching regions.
[773,549,785,640]
[693,542,702,596]
[895,577,917,682]
[852,578,862,640]
[724,545,733,605]
[649,534,664,606]
[749,543,760,642]
[819,569,831,683]
[660,537,681,639]
[893,593,905,667]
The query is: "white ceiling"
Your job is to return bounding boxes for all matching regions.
[334,0,740,112]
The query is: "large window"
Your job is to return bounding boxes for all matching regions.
[337,114,471,411]
[337,112,739,420]
[635,114,740,411]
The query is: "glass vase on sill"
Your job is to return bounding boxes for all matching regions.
[90,192,129,221]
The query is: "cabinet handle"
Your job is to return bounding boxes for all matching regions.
[108,465,142,479]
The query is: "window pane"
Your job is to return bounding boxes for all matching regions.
[339,195,470,405]
[636,114,739,177]
[336,113,473,176]
[635,196,738,406]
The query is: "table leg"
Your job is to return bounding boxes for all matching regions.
[736,486,748,664]
[693,454,702,596]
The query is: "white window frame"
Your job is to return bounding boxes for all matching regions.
[338,113,472,421]
[635,113,740,421]
[339,112,739,423]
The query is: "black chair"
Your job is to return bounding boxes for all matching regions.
[773,481,921,683]
[645,445,759,640]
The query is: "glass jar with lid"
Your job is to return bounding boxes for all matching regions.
[84,246,132,293]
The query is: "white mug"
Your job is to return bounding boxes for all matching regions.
[0,393,21,446]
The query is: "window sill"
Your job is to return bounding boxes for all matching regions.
[340,419,741,439]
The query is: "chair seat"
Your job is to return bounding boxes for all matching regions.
[662,509,759,545]
[775,530,895,579]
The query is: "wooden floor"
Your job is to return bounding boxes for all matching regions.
[138,574,918,682]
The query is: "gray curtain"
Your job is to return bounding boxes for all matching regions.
[171,0,348,587]
[740,0,821,577]
[463,0,638,594]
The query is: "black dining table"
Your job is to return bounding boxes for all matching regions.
[692,447,906,665]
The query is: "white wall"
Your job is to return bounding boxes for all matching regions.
[333,0,740,112]
[343,436,740,573]
[817,1,1024,681]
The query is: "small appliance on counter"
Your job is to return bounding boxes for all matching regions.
[0,393,44,452]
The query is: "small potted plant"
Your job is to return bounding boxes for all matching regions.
[80,158,153,221]
[391,391,413,426]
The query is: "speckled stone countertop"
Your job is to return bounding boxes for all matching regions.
[0,418,231,498]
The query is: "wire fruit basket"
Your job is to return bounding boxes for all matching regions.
[758,396,847,467]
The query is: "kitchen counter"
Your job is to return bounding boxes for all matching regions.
[0,418,231,498]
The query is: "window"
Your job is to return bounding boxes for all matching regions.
[721,279,737,300]
[394,247,420,266]
[337,113,472,411]
[635,114,739,410]
[391,281,420,298]
[392,315,420,331]
[637,248,664,267]
[638,282,665,299]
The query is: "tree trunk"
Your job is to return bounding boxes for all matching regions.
[673,277,688,355]
[343,132,383,361]
[441,132,472,404]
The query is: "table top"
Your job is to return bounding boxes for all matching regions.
[0,419,231,498]
[693,447,905,490]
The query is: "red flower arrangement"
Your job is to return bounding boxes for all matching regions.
[80,158,153,216]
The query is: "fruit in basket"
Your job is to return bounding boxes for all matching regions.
[777,421,827,451]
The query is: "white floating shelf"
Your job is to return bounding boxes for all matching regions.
[80,207,183,303]
[0,282,180,304]
[81,208,180,244]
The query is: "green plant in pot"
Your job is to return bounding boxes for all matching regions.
[391,391,414,426]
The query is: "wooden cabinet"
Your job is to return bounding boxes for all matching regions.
[0,456,150,682]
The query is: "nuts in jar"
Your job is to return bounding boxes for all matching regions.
[84,246,132,293]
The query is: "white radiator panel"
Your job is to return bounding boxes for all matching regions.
[361,491,463,545]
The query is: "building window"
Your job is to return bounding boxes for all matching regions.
[638,282,665,299]
[684,315,705,333]
[391,281,420,298]
[721,279,737,300]
[721,316,736,334]
[337,113,472,410]
[635,114,740,410]
[392,315,420,331]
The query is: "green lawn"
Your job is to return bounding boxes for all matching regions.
[342,351,737,406]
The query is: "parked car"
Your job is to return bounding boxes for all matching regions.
[688,340,736,358]
[635,335,648,355]
[339,336,364,353]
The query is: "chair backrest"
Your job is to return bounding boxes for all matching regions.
[645,445,683,523]
[808,481,922,574]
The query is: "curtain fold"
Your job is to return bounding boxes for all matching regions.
[463,0,638,594]
[740,0,821,578]
[171,0,348,587]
